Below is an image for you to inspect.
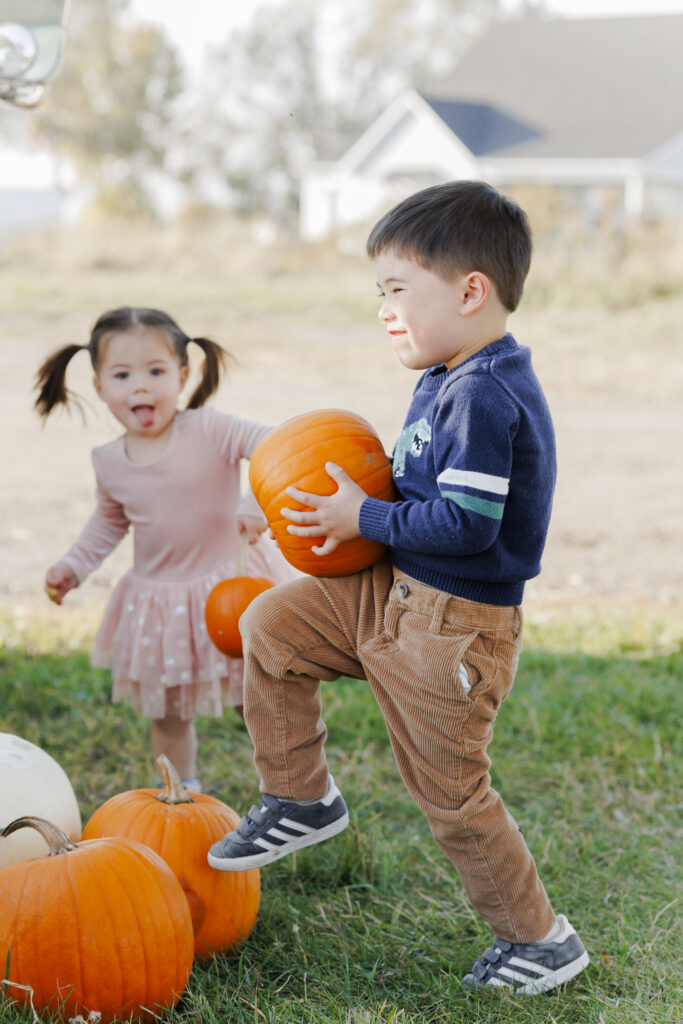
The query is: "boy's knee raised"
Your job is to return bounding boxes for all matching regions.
[239,586,280,647]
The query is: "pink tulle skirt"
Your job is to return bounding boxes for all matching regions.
[91,538,296,720]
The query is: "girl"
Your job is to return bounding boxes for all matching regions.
[36,306,296,791]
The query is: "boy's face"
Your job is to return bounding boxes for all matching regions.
[374,251,473,371]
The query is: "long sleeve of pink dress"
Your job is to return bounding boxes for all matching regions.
[60,407,298,719]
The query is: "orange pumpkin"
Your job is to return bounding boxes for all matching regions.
[205,576,274,656]
[0,816,193,1023]
[249,409,395,576]
[82,756,260,961]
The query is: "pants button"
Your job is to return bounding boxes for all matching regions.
[397,582,409,597]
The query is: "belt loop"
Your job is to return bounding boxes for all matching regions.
[430,592,449,632]
[513,606,522,637]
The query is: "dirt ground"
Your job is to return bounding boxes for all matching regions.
[2,231,681,617]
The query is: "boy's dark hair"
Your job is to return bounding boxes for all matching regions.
[35,306,232,418]
[366,180,532,311]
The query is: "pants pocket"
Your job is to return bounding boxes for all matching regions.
[461,630,520,719]
[368,602,478,707]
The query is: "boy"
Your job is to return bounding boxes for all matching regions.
[208,181,589,994]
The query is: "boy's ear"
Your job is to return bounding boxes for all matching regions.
[460,272,490,316]
[93,375,103,399]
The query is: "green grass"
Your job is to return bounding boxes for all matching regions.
[0,605,681,1023]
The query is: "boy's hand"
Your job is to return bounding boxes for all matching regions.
[45,562,79,605]
[238,514,268,545]
[282,463,366,556]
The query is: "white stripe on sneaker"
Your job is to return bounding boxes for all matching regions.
[267,826,304,841]
[278,816,316,834]
[516,951,590,995]
[499,966,543,985]
[254,837,281,851]
[208,810,350,872]
[509,957,554,977]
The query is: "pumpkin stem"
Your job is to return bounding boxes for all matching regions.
[0,816,76,855]
[155,754,194,804]
[236,532,250,576]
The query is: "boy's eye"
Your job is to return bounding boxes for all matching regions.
[391,287,404,294]
[150,367,164,376]
[114,371,128,379]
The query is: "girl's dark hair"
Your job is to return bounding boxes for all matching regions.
[367,180,532,311]
[34,306,232,418]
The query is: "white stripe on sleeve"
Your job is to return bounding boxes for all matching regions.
[437,468,509,495]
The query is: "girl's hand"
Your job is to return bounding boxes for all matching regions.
[238,514,268,545]
[281,462,366,557]
[45,562,79,605]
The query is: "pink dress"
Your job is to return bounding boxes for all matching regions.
[60,407,297,720]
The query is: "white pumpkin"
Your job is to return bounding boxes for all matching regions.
[0,733,81,868]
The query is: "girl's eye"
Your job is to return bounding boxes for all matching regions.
[150,368,164,376]
[392,287,404,295]
[114,371,128,379]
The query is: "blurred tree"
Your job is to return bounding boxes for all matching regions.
[176,0,520,223]
[32,0,184,215]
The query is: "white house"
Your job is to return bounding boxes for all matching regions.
[300,14,683,240]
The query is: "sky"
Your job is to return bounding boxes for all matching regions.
[129,0,683,68]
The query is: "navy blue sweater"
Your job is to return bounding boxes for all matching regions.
[359,334,556,605]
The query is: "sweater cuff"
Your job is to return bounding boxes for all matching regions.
[359,497,392,543]
[59,555,86,586]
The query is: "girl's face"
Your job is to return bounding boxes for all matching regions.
[94,325,188,438]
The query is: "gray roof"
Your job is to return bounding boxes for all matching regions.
[430,15,683,159]
[422,98,542,156]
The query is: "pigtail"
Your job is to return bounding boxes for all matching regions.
[34,344,89,418]
[185,337,234,409]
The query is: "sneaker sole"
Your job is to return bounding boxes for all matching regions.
[207,811,350,872]
[516,951,590,995]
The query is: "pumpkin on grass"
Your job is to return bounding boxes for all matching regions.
[249,409,396,576]
[82,755,260,960]
[205,536,274,657]
[0,732,81,869]
[0,816,193,1023]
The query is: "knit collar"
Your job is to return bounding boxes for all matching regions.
[421,333,518,390]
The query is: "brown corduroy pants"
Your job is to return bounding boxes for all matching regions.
[240,557,555,942]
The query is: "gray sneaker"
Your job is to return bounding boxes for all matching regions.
[463,915,589,995]
[207,775,349,871]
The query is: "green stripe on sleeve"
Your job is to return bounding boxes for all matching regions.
[441,489,505,520]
